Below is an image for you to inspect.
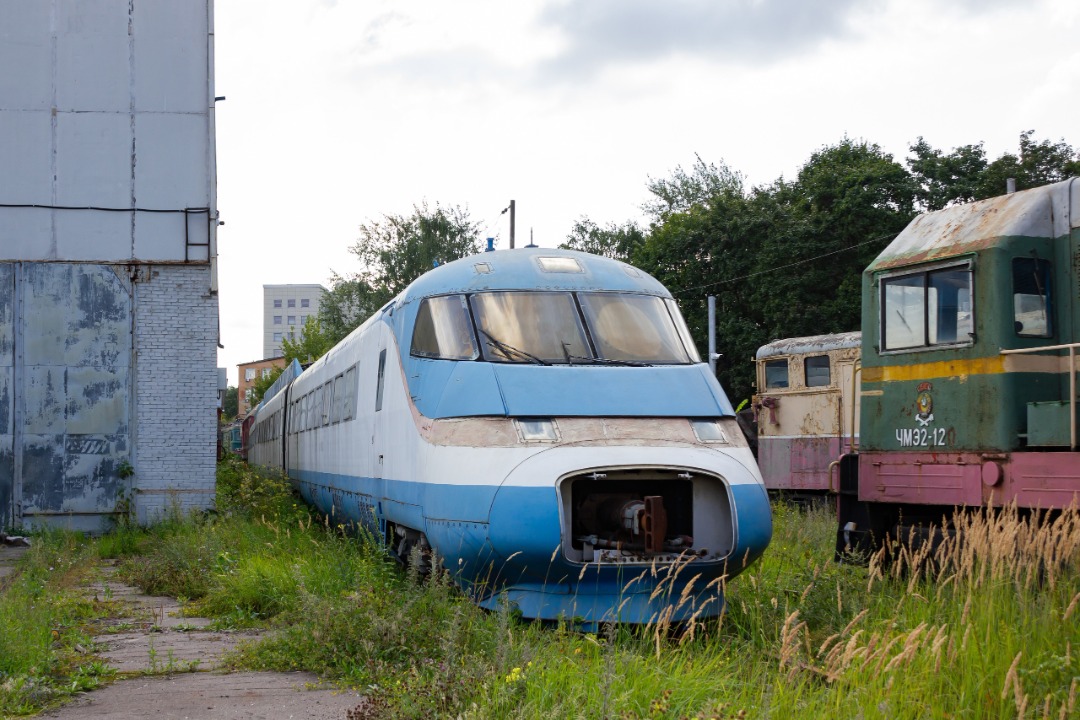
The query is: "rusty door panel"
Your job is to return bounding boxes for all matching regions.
[16,263,132,529]
[0,264,12,528]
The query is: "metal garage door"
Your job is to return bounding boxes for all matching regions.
[1,263,132,532]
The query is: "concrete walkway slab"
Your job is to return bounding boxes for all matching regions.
[39,671,364,719]
[34,559,370,718]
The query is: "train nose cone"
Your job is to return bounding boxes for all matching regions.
[487,477,563,571]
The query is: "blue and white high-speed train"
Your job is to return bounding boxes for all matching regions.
[248,248,772,624]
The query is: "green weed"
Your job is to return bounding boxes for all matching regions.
[0,530,116,717]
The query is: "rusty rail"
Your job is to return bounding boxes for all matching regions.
[1000,342,1079,450]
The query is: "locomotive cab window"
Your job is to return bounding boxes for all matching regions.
[468,290,698,365]
[472,291,590,363]
[764,359,789,389]
[881,264,973,351]
[578,293,691,364]
[805,355,830,387]
[411,295,478,360]
[1012,257,1052,337]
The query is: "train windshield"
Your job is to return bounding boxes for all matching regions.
[472,292,591,363]
[467,291,697,365]
[577,293,693,363]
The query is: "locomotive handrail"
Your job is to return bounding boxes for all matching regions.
[1000,342,1079,450]
[850,359,862,453]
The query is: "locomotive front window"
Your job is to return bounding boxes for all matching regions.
[881,265,973,351]
[471,291,591,363]
[411,295,478,360]
[764,359,788,388]
[1012,257,1052,337]
[665,298,703,362]
[578,293,691,364]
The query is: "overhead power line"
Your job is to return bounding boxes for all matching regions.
[672,233,896,296]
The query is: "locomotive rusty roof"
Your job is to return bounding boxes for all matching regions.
[756,331,862,359]
[868,177,1079,271]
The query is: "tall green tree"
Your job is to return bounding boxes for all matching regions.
[908,131,1080,210]
[773,138,916,335]
[221,386,238,421]
[559,217,646,262]
[976,130,1080,198]
[251,366,285,406]
[635,139,916,401]
[642,154,744,221]
[282,316,334,365]
[318,275,379,349]
[319,202,482,345]
[907,137,989,210]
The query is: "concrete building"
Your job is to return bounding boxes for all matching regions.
[237,357,287,418]
[263,284,326,357]
[0,1,220,531]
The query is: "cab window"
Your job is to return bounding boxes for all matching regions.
[881,264,973,351]
[764,359,789,389]
[411,295,478,360]
[1012,258,1052,337]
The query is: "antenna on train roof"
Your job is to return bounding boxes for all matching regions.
[526,228,537,248]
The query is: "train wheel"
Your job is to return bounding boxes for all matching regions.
[388,523,432,579]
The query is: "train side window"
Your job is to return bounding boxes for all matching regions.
[412,295,478,360]
[376,349,386,411]
[344,365,358,421]
[331,374,346,423]
[764,359,789,389]
[321,382,332,426]
[805,355,830,387]
[1012,257,1052,337]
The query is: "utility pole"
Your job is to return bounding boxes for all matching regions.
[707,296,720,376]
[509,199,516,249]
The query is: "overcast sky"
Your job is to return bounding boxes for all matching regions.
[213,0,1080,384]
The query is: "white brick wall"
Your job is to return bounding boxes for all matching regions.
[133,265,218,523]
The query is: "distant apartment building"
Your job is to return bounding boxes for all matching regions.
[237,357,287,418]
[263,284,326,358]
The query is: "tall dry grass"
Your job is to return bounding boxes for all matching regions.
[765,504,1080,719]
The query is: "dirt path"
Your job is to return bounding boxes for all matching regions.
[36,562,366,720]
[0,544,29,586]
